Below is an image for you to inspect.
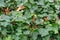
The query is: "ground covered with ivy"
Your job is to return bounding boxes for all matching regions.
[0,0,60,40]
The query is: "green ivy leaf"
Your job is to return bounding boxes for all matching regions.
[38,28,49,37]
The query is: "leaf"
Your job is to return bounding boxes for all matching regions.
[29,0,35,4]
[23,30,30,35]
[0,0,5,7]
[21,36,28,40]
[14,36,20,40]
[38,0,45,5]
[55,5,60,10]
[36,19,40,25]
[0,14,10,22]
[16,28,22,35]
[16,5,25,11]
[57,20,60,25]
[0,22,10,27]
[57,35,60,40]
[1,29,7,35]
[48,0,54,2]
[46,26,58,34]
[23,10,33,18]
[31,31,39,40]
[0,2,5,7]
[38,28,49,37]
[42,35,50,40]
[5,35,12,40]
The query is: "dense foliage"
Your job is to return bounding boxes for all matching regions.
[0,0,60,40]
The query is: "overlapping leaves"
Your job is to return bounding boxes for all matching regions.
[0,0,60,40]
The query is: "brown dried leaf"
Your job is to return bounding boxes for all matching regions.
[16,5,25,11]
[3,7,10,15]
